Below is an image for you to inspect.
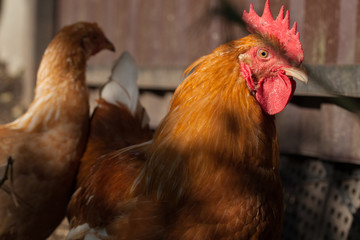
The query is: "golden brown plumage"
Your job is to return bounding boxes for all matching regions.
[67,2,308,239]
[0,22,114,240]
[67,52,152,239]
[128,35,284,240]
[74,99,152,188]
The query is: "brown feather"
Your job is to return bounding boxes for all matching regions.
[67,99,152,230]
[75,100,152,187]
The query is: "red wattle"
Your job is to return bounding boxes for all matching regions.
[255,75,296,115]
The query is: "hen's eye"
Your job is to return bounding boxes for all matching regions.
[258,49,269,59]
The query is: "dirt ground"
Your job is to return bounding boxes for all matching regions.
[47,219,69,240]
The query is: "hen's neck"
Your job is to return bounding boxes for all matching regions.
[8,47,89,132]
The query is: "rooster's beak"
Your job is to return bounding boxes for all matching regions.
[284,66,308,84]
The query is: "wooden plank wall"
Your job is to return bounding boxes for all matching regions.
[55,0,360,67]
[56,0,247,68]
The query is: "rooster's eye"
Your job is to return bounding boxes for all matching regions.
[258,49,269,59]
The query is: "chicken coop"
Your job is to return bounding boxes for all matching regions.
[0,0,359,239]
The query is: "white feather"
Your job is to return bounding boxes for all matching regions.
[66,223,90,240]
[101,52,139,115]
[66,223,109,240]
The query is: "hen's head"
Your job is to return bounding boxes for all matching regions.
[239,0,308,115]
[52,22,115,58]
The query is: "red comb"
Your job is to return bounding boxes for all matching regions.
[242,0,304,64]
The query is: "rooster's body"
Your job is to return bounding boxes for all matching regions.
[67,1,308,239]
[0,22,114,240]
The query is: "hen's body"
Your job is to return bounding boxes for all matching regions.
[0,22,114,239]
[0,96,88,239]
[67,53,152,239]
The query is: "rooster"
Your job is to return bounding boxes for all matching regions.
[0,22,114,240]
[67,1,308,239]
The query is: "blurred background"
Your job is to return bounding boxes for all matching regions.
[0,0,359,239]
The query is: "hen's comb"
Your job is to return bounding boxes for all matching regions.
[242,0,304,64]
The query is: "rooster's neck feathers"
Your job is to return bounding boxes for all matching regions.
[135,39,279,201]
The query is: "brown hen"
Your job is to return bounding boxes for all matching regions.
[0,22,114,240]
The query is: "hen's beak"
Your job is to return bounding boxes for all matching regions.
[103,38,116,52]
[284,66,308,84]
